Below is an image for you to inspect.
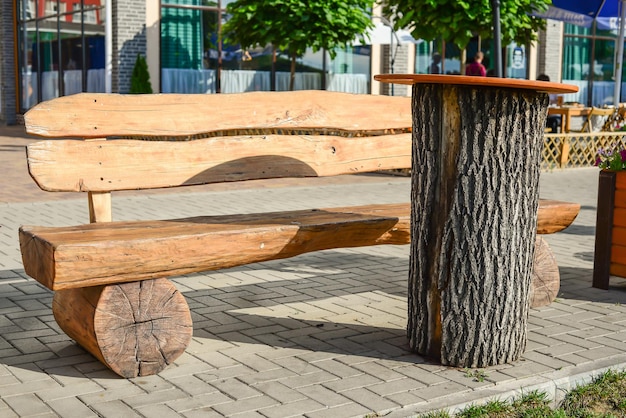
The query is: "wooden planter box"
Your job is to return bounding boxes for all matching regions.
[593,170,626,289]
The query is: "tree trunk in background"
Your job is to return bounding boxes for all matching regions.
[407,83,548,367]
[460,49,467,75]
[290,53,297,91]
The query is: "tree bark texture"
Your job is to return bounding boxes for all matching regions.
[408,83,548,367]
[53,278,192,378]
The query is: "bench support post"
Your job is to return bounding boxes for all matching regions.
[88,191,112,223]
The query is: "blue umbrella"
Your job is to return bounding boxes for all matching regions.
[534,0,626,104]
[537,1,620,30]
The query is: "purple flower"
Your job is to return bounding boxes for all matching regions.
[595,146,626,170]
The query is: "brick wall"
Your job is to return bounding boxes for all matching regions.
[112,0,147,93]
[0,2,17,124]
[380,44,409,96]
[537,20,563,82]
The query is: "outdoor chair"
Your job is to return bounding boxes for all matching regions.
[578,106,616,132]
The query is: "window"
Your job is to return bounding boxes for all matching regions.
[16,0,106,112]
[45,0,60,15]
[418,37,490,76]
[562,23,624,105]
[160,0,371,94]
[415,41,435,74]
[161,0,219,93]
[506,44,526,79]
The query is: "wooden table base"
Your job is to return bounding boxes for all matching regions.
[376,74,578,367]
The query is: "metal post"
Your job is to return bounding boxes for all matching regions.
[491,0,503,77]
[373,16,399,95]
[614,0,626,105]
[57,0,63,96]
[217,0,222,93]
[105,0,112,93]
[81,0,87,92]
[390,27,395,96]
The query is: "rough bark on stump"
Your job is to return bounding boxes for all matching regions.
[53,278,192,378]
[408,84,547,367]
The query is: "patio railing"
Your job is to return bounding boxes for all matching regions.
[542,131,626,170]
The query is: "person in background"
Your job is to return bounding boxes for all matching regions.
[429,53,441,74]
[465,51,486,77]
[537,73,561,133]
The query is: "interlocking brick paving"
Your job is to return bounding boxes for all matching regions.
[0,126,624,417]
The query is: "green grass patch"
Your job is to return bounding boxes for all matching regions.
[561,369,626,417]
[412,369,626,418]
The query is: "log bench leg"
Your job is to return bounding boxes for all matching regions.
[530,236,560,308]
[52,278,193,378]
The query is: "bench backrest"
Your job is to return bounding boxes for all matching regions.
[24,91,412,222]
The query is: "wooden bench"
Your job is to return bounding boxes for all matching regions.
[19,91,580,378]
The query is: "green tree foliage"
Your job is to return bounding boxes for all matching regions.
[222,0,374,90]
[130,54,153,94]
[382,0,551,51]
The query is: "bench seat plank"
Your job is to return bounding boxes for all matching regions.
[536,199,580,234]
[20,204,411,290]
[20,200,578,291]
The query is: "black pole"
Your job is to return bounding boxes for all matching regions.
[321,49,326,91]
[81,0,87,92]
[491,0,503,77]
[57,0,64,95]
[589,21,597,107]
[216,1,222,93]
[374,16,398,95]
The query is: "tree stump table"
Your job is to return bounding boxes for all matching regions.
[374,74,578,367]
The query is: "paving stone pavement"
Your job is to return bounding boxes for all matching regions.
[0,125,625,417]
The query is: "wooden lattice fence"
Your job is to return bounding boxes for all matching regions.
[542,131,626,170]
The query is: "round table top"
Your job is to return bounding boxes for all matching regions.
[374,74,579,94]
